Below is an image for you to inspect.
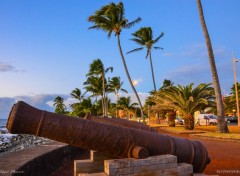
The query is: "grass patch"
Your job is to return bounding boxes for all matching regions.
[159,126,205,134]
[149,124,168,127]
[149,122,240,140]
[195,126,240,134]
[149,123,240,134]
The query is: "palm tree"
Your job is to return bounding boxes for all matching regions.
[225,83,240,115]
[70,88,84,112]
[127,27,164,91]
[71,98,93,117]
[160,79,174,90]
[86,59,113,116]
[71,88,84,102]
[152,83,215,130]
[81,98,94,116]
[108,76,128,117]
[196,0,229,133]
[53,96,66,114]
[117,96,138,119]
[223,95,235,116]
[230,82,240,99]
[83,76,103,109]
[151,79,174,123]
[88,2,144,120]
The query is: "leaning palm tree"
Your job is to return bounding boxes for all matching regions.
[86,59,113,116]
[152,83,215,130]
[88,2,144,119]
[127,27,164,91]
[108,76,128,117]
[196,0,229,133]
[53,96,66,114]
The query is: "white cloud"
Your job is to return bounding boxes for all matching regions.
[162,63,212,87]
[163,52,174,56]
[182,43,207,57]
[0,63,14,72]
[181,43,227,59]
[0,62,26,72]
[0,92,150,119]
[0,94,61,119]
[46,97,78,111]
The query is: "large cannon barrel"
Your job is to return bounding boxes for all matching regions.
[84,115,157,133]
[7,101,210,173]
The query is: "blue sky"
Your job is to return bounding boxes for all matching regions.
[1,0,240,119]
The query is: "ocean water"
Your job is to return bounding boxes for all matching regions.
[0,119,7,128]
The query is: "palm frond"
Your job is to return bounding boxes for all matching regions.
[120,88,128,94]
[153,32,164,43]
[145,50,150,59]
[130,38,145,46]
[105,67,114,73]
[124,17,141,29]
[154,46,163,50]
[127,47,144,54]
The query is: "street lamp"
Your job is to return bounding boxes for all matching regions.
[232,52,240,126]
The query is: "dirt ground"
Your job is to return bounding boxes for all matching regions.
[51,128,240,176]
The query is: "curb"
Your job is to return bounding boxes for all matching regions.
[159,127,240,143]
[159,127,206,134]
[190,134,240,143]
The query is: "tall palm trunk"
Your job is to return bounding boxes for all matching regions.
[117,35,144,120]
[105,94,109,116]
[115,89,119,117]
[149,51,157,91]
[197,0,228,133]
[184,113,194,130]
[167,110,176,127]
[102,75,106,116]
[149,51,160,123]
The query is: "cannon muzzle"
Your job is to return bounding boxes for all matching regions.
[7,101,210,173]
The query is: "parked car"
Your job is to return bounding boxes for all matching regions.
[227,116,238,123]
[165,117,184,125]
[175,117,184,125]
[195,114,218,125]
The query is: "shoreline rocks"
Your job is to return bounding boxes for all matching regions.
[0,128,52,156]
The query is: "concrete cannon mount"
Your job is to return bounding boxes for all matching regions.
[0,145,205,176]
[75,150,195,176]
[0,142,88,176]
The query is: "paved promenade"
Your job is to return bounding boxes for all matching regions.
[157,128,240,175]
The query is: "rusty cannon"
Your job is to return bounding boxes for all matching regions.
[84,115,158,133]
[7,101,210,173]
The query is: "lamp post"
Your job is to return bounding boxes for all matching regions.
[232,52,240,126]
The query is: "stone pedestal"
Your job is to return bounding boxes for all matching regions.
[75,150,193,176]
[74,150,113,176]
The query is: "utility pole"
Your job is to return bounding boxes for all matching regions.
[232,52,240,126]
